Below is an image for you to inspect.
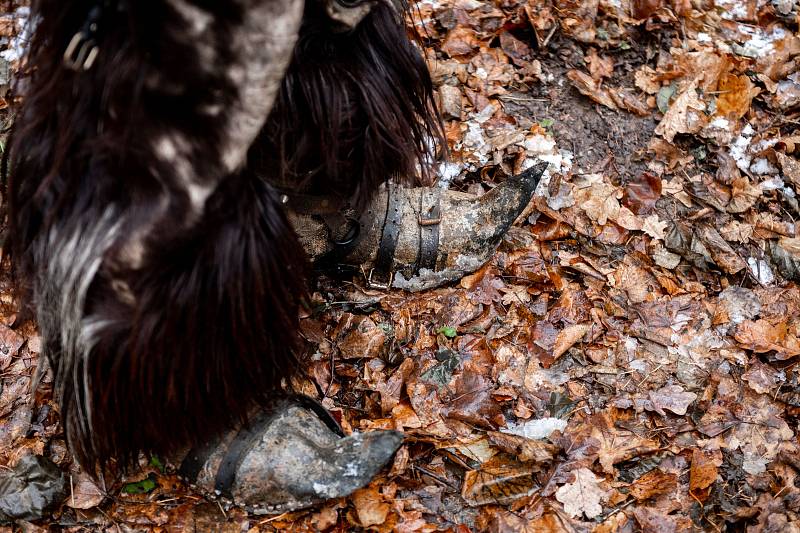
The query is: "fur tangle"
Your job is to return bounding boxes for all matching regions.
[5,0,443,473]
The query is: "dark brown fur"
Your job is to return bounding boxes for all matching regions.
[4,0,442,474]
[255,0,445,205]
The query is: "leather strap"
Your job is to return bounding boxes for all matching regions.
[372,185,404,285]
[178,435,223,485]
[417,188,441,272]
[213,409,279,498]
[291,394,344,437]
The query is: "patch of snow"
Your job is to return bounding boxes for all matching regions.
[748,257,775,285]
[731,124,755,171]
[760,176,784,190]
[734,26,787,58]
[717,0,750,20]
[502,417,568,440]
[522,135,557,153]
[0,7,31,63]
[437,161,464,189]
[750,158,778,175]
[313,482,338,498]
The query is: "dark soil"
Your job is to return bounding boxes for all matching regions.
[501,33,659,183]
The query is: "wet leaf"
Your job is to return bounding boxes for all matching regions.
[420,349,460,385]
[437,326,458,338]
[122,476,157,495]
[462,458,539,506]
[689,449,720,502]
[622,172,662,215]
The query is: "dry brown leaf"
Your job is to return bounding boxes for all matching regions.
[633,507,694,532]
[554,468,607,519]
[733,319,800,358]
[642,214,668,240]
[438,85,463,120]
[778,135,800,154]
[552,324,589,360]
[632,0,663,19]
[635,65,661,94]
[698,225,747,274]
[629,469,678,501]
[654,81,707,142]
[310,503,342,531]
[487,431,559,463]
[648,384,698,415]
[716,72,760,120]
[335,315,388,360]
[66,469,105,510]
[586,48,614,81]
[567,69,618,111]
[689,449,721,502]
[778,152,800,187]
[572,176,620,226]
[442,26,480,58]
[727,177,762,214]
[461,458,539,506]
[0,325,24,371]
[352,486,390,527]
[742,359,782,394]
[609,89,651,116]
[499,31,533,67]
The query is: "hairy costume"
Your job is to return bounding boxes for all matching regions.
[5,0,543,508]
[6,0,441,474]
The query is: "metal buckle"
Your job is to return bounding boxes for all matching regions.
[63,5,105,71]
[64,32,99,71]
[365,268,393,290]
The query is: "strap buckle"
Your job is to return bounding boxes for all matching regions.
[365,267,393,290]
[64,32,100,71]
[63,4,106,71]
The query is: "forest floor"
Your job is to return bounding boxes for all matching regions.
[2,0,800,531]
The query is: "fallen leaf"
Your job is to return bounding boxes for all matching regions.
[733,319,800,358]
[623,172,662,215]
[352,486,390,527]
[567,69,618,111]
[716,72,760,120]
[555,468,607,519]
[689,449,720,502]
[442,26,479,58]
[778,152,800,187]
[66,470,104,510]
[552,324,589,360]
[655,81,707,142]
[648,384,697,415]
[586,48,614,81]
[629,469,678,501]
[462,458,539,506]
